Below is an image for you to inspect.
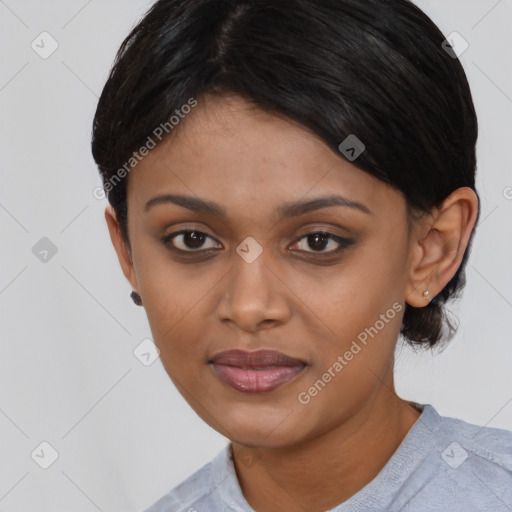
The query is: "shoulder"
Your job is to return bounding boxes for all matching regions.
[141,444,232,512]
[434,407,512,472]
[402,404,512,511]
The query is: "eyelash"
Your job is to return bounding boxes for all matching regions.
[161,229,354,259]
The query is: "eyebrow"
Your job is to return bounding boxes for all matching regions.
[144,193,372,218]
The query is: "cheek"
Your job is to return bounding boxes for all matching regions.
[288,241,406,385]
[287,244,404,335]
[133,235,210,315]
[132,255,210,358]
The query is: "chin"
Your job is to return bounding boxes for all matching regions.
[210,405,309,448]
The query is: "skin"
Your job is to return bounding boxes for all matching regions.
[105,94,479,512]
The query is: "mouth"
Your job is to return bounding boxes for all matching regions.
[208,349,307,393]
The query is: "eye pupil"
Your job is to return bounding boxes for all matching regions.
[308,233,329,251]
[185,231,206,248]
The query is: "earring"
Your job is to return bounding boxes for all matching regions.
[423,290,430,302]
[130,291,143,306]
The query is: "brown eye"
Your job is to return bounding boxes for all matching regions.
[163,230,221,252]
[290,232,353,254]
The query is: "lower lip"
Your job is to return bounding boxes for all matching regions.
[210,363,306,393]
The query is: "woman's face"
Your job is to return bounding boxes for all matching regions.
[113,94,418,448]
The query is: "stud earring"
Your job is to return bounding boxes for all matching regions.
[423,290,430,302]
[130,291,143,306]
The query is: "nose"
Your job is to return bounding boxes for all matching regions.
[216,247,292,332]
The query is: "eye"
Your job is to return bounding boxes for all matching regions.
[289,231,353,255]
[162,230,221,253]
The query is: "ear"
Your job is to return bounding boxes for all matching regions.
[104,205,139,292]
[405,187,479,307]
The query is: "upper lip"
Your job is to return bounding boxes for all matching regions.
[209,349,306,368]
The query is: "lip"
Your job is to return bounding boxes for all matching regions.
[209,349,307,393]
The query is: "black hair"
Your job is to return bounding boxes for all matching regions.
[91,0,481,349]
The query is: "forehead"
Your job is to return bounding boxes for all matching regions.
[127,94,401,219]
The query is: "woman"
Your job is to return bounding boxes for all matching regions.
[91,0,512,510]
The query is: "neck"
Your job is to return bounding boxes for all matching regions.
[232,391,422,512]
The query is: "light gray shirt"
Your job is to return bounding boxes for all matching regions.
[143,404,512,511]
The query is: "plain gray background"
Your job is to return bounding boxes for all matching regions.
[0,1,511,510]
